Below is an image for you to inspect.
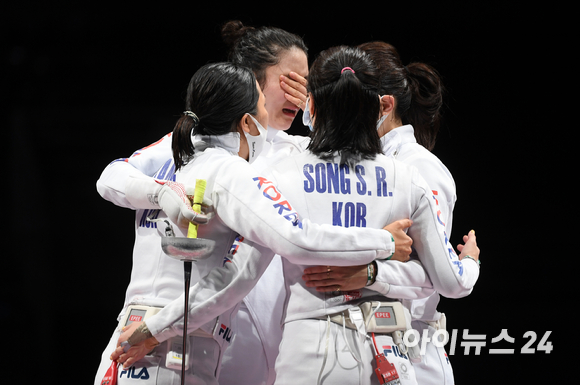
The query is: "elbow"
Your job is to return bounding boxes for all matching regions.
[436,283,473,299]
[96,179,106,198]
[433,266,479,299]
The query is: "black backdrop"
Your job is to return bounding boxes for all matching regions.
[4,2,567,383]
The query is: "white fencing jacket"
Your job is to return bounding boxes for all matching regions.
[381,125,461,323]
[95,126,471,344]
[97,133,175,210]
[100,132,397,343]
[95,129,309,373]
[232,128,309,379]
[262,149,479,323]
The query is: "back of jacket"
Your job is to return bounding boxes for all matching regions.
[266,150,478,323]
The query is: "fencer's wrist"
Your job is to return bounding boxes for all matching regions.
[375,232,395,260]
[366,261,377,286]
[388,232,395,260]
[462,255,480,268]
[127,322,156,346]
[376,250,393,260]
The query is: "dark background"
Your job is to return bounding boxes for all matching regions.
[4,2,568,383]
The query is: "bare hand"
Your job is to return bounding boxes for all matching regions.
[383,219,413,261]
[457,230,479,262]
[281,72,308,111]
[302,264,368,292]
[110,322,159,369]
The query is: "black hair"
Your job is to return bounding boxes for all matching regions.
[221,20,308,89]
[306,45,382,166]
[358,41,445,151]
[172,62,259,170]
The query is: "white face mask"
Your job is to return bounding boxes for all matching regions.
[376,95,389,130]
[302,97,314,131]
[376,113,389,130]
[245,114,268,163]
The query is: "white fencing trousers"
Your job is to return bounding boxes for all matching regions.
[94,329,223,385]
[411,321,454,385]
[274,319,418,385]
[219,302,270,385]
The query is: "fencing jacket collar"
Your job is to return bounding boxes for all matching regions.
[191,126,279,157]
[380,124,415,158]
[192,132,240,155]
[266,126,279,142]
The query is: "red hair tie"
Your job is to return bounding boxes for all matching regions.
[341,67,355,74]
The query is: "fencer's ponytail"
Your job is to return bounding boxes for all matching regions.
[221,20,255,49]
[172,112,200,171]
[307,46,382,166]
[172,62,259,171]
[405,62,444,151]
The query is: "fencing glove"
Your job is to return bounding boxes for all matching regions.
[125,175,214,227]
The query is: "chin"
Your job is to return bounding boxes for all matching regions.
[270,120,293,131]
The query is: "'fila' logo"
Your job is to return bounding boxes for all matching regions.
[219,324,233,342]
[119,366,150,380]
[383,345,408,360]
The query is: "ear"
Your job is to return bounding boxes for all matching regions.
[379,95,395,116]
[237,113,251,134]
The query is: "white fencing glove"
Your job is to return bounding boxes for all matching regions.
[125,175,214,227]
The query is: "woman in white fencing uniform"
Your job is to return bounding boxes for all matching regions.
[218,21,310,385]
[95,21,311,385]
[367,41,464,385]
[266,46,480,385]
[96,61,414,385]
[302,41,476,384]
